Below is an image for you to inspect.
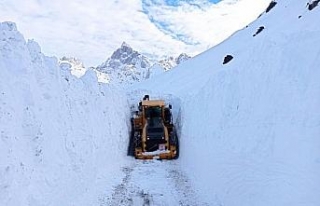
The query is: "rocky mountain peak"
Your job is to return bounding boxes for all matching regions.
[159,53,191,71]
[120,41,132,51]
[111,42,134,60]
[94,42,152,84]
[105,42,150,69]
[60,42,192,85]
[92,42,192,84]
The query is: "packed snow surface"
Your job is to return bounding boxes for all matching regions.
[1,0,320,205]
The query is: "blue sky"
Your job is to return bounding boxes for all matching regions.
[0,0,270,67]
[164,0,222,6]
[142,0,223,45]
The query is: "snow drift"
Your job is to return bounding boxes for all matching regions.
[130,0,320,205]
[0,22,130,206]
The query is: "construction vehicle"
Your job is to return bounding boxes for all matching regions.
[128,95,179,160]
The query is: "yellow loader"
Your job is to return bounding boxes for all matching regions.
[128,95,179,160]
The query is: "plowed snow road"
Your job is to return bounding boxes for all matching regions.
[101,160,208,206]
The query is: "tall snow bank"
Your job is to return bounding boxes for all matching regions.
[0,22,130,206]
[130,1,320,205]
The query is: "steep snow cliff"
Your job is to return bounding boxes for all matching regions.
[0,22,130,206]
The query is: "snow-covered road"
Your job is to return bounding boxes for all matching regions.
[103,160,208,206]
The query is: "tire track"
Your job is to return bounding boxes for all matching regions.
[103,160,208,206]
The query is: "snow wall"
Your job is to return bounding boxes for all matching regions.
[131,1,320,205]
[0,22,130,206]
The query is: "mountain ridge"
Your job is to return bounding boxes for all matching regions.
[60,42,191,84]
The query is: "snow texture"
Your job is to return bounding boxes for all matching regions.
[0,22,130,206]
[1,0,320,205]
[130,0,320,205]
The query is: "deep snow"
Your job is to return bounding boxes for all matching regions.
[0,22,131,205]
[1,0,320,205]
[130,0,320,205]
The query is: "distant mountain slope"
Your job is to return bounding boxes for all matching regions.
[95,42,152,84]
[158,53,191,71]
[93,42,191,84]
[59,42,191,84]
[59,56,87,77]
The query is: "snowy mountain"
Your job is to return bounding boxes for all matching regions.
[94,42,191,84]
[59,57,111,84]
[94,42,152,84]
[59,56,87,77]
[1,0,320,206]
[158,53,191,71]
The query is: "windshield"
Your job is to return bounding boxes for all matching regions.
[145,106,161,119]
